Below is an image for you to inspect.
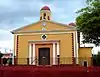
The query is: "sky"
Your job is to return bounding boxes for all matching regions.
[0,0,99,54]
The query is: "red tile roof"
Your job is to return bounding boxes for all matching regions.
[68,22,76,26]
[41,6,50,10]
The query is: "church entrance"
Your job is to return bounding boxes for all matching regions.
[38,48,50,65]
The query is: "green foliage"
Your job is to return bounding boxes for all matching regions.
[76,0,100,46]
[96,52,100,66]
[86,0,100,4]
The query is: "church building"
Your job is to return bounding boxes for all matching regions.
[11,6,92,66]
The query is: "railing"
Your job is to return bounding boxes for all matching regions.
[31,58,36,64]
[0,57,93,66]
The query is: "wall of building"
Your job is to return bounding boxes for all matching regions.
[16,33,73,64]
[17,21,67,32]
[79,47,92,66]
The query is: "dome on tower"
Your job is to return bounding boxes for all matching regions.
[41,6,50,10]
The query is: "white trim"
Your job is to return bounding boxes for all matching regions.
[14,29,76,34]
[57,42,60,55]
[29,44,32,64]
[76,31,79,64]
[12,53,14,64]
[16,32,75,36]
[32,43,35,65]
[13,35,17,64]
[53,43,56,65]
[14,35,17,56]
[29,40,60,44]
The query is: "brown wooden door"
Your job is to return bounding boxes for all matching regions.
[38,48,50,65]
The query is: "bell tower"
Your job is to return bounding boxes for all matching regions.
[40,6,51,21]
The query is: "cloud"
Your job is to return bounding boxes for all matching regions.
[0,0,44,29]
[0,29,13,49]
[0,0,86,29]
[0,0,87,50]
[0,29,13,41]
[0,40,13,49]
[0,29,13,50]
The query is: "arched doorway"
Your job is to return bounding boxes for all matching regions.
[83,61,88,67]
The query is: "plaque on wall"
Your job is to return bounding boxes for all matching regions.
[42,27,46,31]
[42,22,46,26]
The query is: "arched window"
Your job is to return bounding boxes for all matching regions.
[43,13,46,19]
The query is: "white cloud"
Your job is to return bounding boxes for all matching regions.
[0,40,13,54]
[0,29,13,40]
[0,0,13,7]
[0,40,13,49]
[1,0,98,54]
[0,29,13,51]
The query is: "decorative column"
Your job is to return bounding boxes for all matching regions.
[29,43,32,65]
[76,31,79,64]
[14,35,17,65]
[57,42,60,55]
[32,43,35,65]
[53,43,56,65]
[57,42,60,65]
[14,35,17,57]
[15,35,19,65]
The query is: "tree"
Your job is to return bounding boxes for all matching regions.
[86,0,100,4]
[92,54,98,66]
[0,52,3,65]
[92,52,100,66]
[96,52,100,66]
[0,52,3,58]
[76,0,100,46]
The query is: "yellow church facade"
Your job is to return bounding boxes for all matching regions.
[11,6,92,66]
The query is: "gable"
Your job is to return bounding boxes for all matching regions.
[11,20,76,34]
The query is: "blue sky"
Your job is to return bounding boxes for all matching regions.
[0,0,99,54]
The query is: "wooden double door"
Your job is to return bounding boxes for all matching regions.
[38,48,50,65]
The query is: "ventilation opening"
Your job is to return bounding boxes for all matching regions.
[48,16,50,20]
[43,13,46,19]
[40,16,42,20]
